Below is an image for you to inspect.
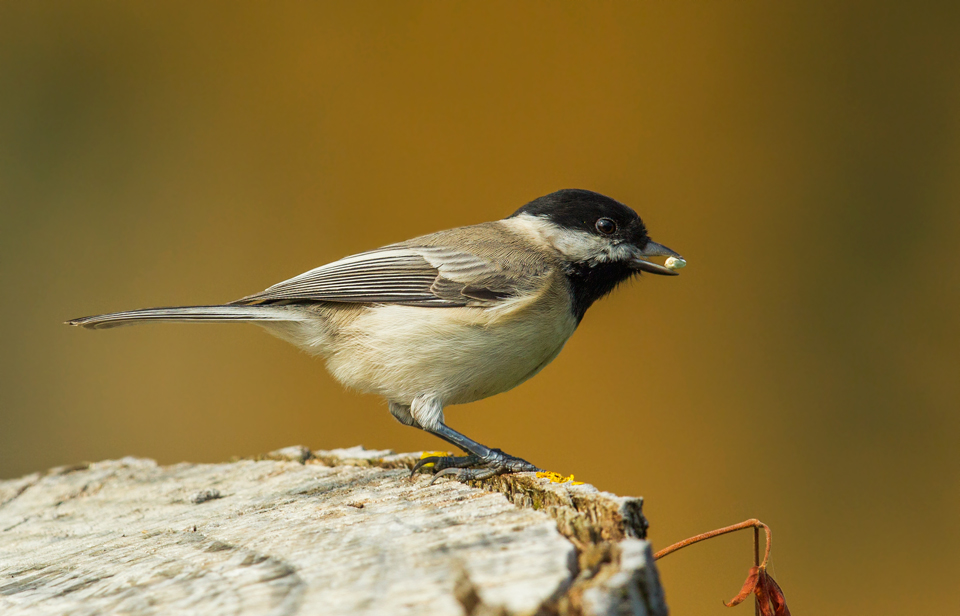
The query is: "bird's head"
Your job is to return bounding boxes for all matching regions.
[510,188,683,275]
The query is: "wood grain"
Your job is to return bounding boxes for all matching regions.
[0,446,667,616]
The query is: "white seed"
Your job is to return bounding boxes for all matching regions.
[665,256,686,271]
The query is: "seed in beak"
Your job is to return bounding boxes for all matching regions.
[665,256,686,271]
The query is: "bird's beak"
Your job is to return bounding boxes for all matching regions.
[630,240,683,276]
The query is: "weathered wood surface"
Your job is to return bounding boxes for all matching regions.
[0,446,667,616]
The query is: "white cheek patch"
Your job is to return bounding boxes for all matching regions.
[514,214,632,265]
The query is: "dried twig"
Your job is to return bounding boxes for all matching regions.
[654,519,790,616]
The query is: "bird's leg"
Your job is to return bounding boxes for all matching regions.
[389,400,465,452]
[411,422,542,482]
[399,396,540,482]
[388,402,420,427]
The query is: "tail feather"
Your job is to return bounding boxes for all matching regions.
[66,305,302,330]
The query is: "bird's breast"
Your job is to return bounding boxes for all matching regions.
[325,279,577,405]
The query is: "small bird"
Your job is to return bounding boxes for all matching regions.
[68,189,683,481]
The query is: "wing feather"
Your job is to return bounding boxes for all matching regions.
[232,246,519,307]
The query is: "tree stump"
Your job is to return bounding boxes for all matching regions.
[0,446,667,615]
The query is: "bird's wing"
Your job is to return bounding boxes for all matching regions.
[231,245,533,307]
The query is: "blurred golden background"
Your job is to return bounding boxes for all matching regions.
[2,2,958,614]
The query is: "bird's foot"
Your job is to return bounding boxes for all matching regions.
[411,449,542,483]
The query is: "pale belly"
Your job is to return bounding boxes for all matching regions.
[325,301,578,406]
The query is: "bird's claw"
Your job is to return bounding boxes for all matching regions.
[411,449,541,483]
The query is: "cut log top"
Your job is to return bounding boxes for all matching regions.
[0,446,667,616]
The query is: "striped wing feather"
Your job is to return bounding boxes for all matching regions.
[231,247,515,307]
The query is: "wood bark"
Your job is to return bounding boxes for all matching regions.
[0,446,667,616]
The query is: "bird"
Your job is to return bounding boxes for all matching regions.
[67,189,684,481]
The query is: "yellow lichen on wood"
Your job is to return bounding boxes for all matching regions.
[417,451,452,468]
[536,471,584,486]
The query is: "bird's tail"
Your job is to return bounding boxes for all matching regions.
[66,305,303,330]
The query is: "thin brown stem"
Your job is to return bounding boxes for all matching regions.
[653,518,772,568]
[754,526,761,616]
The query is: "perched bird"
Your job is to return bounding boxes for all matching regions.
[68,189,683,480]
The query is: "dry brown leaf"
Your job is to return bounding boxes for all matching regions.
[759,571,791,616]
[724,565,761,607]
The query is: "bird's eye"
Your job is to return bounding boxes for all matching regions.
[595,218,617,235]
